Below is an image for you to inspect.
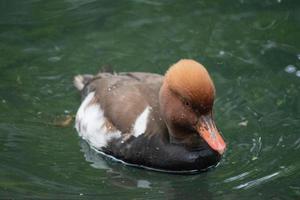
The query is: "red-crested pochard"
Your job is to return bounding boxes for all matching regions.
[74,59,226,173]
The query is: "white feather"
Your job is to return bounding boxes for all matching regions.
[75,92,121,149]
[133,106,151,137]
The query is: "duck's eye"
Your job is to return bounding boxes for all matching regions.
[184,101,190,107]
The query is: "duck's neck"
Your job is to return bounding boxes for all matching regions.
[158,82,175,142]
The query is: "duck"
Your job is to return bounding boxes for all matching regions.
[73,59,226,173]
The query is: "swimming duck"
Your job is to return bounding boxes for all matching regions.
[74,59,226,173]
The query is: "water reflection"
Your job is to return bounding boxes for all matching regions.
[79,140,214,199]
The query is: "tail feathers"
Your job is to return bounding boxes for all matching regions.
[73,74,94,91]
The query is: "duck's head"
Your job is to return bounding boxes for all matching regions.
[159,59,226,155]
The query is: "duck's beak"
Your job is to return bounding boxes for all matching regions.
[196,114,226,155]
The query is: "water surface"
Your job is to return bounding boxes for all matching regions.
[0,0,300,199]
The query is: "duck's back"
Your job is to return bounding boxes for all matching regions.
[74,72,167,150]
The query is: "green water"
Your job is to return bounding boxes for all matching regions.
[1,0,300,199]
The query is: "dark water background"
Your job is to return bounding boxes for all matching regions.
[0,0,299,199]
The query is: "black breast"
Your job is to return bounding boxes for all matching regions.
[104,134,221,172]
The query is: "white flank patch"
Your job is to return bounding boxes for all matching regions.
[133,106,151,137]
[75,92,121,149]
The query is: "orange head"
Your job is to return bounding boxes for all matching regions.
[159,59,226,155]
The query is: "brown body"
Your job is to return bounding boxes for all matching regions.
[79,72,166,136]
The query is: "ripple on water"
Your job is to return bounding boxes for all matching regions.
[284,64,300,78]
[224,172,251,183]
[37,75,63,80]
[137,180,151,189]
[293,137,300,150]
[234,172,280,190]
[48,56,62,62]
[233,165,298,190]
[284,65,296,73]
